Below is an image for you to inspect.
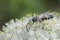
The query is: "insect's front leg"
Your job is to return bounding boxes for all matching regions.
[26,24,30,32]
[26,21,34,32]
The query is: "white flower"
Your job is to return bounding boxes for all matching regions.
[0,12,60,40]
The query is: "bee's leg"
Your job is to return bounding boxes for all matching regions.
[26,22,34,32]
[26,25,29,32]
[26,24,30,32]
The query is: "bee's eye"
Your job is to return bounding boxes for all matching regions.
[32,16,38,22]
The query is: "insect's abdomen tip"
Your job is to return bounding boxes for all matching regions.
[48,15,54,19]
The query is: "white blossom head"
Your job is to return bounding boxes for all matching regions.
[0,12,60,40]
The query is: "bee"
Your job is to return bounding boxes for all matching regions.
[32,13,53,23]
[26,13,54,32]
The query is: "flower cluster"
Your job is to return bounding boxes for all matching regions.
[0,12,60,40]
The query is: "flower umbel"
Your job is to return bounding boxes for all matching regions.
[0,12,60,40]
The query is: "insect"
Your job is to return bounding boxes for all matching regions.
[26,13,54,32]
[32,13,53,23]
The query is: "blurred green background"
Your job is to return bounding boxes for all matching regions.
[0,0,60,31]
